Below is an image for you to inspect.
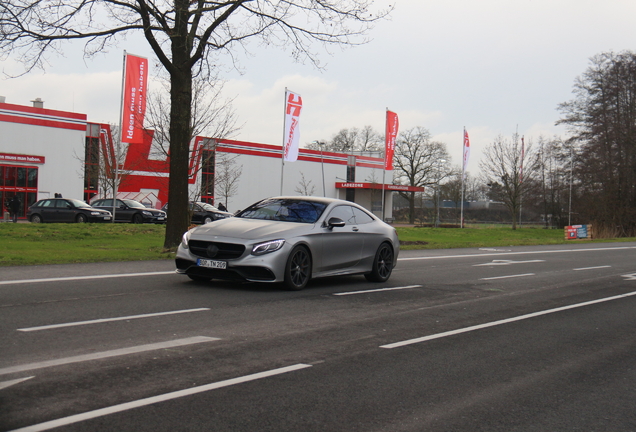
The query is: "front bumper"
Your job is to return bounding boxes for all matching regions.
[175,241,291,283]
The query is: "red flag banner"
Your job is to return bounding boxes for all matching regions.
[121,54,149,144]
[283,90,302,162]
[385,110,399,170]
[462,129,470,179]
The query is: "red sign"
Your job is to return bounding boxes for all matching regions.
[0,152,45,164]
[121,54,149,144]
[335,182,423,192]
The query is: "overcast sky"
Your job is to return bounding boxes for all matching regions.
[3,0,636,175]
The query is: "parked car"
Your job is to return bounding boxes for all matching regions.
[90,199,166,224]
[175,196,399,290]
[28,198,112,223]
[162,201,233,224]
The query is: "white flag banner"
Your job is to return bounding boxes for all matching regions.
[283,90,302,162]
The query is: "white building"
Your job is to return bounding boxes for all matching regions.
[1,97,422,220]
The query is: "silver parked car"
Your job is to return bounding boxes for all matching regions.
[175,196,399,290]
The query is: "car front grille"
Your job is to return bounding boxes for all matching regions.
[188,240,246,259]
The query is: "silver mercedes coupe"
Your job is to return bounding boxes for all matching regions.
[175,196,399,290]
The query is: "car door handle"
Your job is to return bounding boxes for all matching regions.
[352,226,359,232]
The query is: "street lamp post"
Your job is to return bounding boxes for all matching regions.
[313,141,326,197]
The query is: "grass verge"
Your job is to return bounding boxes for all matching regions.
[0,223,633,266]
[0,223,173,266]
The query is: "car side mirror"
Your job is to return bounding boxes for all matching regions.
[327,217,346,229]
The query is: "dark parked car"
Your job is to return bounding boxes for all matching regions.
[162,201,233,224]
[175,196,399,290]
[91,199,166,224]
[28,198,112,223]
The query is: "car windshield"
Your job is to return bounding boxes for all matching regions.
[198,203,219,211]
[68,199,91,209]
[122,199,146,209]
[237,199,327,223]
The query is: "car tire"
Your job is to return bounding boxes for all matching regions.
[133,213,144,224]
[187,274,211,282]
[76,214,88,223]
[364,242,394,282]
[283,245,312,290]
[203,216,213,224]
[31,214,42,223]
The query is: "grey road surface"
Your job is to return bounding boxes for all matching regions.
[1,242,636,431]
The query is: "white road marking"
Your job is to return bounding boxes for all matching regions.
[398,245,636,262]
[0,245,632,287]
[17,308,211,332]
[10,364,312,432]
[0,376,34,391]
[480,273,535,281]
[0,271,175,286]
[334,285,422,296]
[380,289,636,349]
[573,265,612,271]
[0,336,219,376]
[473,259,545,266]
[622,273,636,281]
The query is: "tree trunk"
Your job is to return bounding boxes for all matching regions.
[408,191,415,224]
[163,18,194,249]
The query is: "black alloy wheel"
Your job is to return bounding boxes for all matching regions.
[283,246,312,290]
[365,242,394,282]
[133,213,144,224]
[76,214,88,223]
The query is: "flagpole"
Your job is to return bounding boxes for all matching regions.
[280,88,287,196]
[460,127,465,229]
[113,50,127,222]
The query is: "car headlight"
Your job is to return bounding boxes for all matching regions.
[181,230,193,249]
[252,239,285,256]
[142,211,152,216]
[90,211,100,215]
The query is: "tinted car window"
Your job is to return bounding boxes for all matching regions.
[352,207,374,224]
[327,205,356,225]
[55,199,69,208]
[238,199,327,223]
[39,200,54,207]
[97,199,114,207]
[122,199,146,208]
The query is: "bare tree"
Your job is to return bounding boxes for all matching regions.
[214,152,242,212]
[1,0,391,248]
[479,133,537,229]
[146,72,239,160]
[307,125,382,153]
[393,126,450,224]
[557,51,636,236]
[294,172,315,196]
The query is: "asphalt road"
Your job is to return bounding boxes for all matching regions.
[1,242,636,431]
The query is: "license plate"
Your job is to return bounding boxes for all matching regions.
[104,216,111,220]
[157,217,165,221]
[197,258,227,269]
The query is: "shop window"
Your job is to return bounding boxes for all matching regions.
[17,167,26,187]
[27,168,38,188]
[4,167,15,187]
